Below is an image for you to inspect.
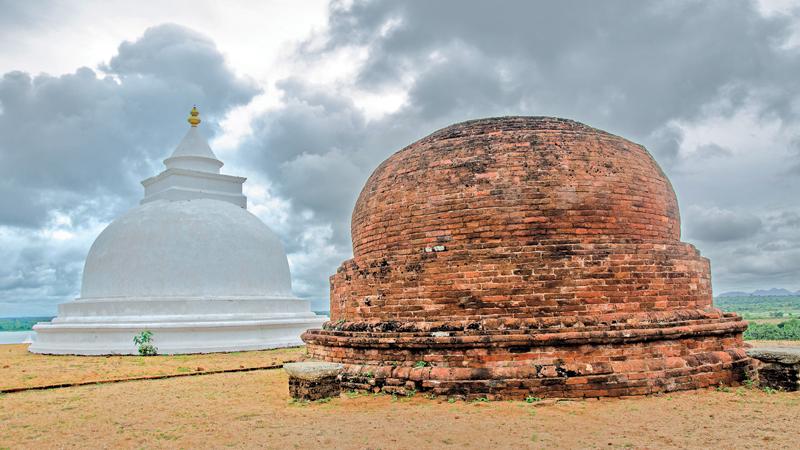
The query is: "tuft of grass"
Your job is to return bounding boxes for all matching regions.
[525,395,542,403]
[715,385,731,393]
[762,386,778,395]
[156,432,178,441]
[345,390,362,399]
[413,360,430,368]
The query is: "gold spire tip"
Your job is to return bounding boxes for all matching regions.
[188,106,201,127]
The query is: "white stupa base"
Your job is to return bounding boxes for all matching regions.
[29,296,327,355]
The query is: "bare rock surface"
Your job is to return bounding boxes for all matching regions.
[283,362,343,382]
[747,347,800,391]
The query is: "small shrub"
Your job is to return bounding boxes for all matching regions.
[413,361,429,368]
[345,390,361,399]
[133,330,158,356]
[525,396,542,403]
[762,386,778,395]
[715,385,731,393]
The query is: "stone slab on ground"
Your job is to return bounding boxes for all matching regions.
[746,346,800,391]
[284,361,343,400]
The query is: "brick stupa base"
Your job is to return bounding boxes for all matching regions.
[303,315,749,399]
[303,117,751,399]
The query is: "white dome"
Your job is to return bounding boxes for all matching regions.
[81,198,293,299]
[31,108,326,355]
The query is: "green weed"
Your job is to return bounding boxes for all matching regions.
[133,330,157,356]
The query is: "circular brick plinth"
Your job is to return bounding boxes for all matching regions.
[303,116,750,399]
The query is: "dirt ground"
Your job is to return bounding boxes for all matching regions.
[748,340,800,348]
[1,346,799,449]
[0,344,303,391]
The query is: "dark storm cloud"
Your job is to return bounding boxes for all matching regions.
[0,24,258,315]
[101,24,256,109]
[684,207,763,242]
[692,144,734,160]
[235,0,800,300]
[0,235,85,305]
[318,0,800,135]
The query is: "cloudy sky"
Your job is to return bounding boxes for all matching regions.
[1,0,799,316]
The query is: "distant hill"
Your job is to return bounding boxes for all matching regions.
[717,291,751,297]
[718,288,800,297]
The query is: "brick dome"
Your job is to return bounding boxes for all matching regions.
[303,117,750,399]
[353,116,679,260]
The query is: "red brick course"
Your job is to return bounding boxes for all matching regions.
[303,116,750,398]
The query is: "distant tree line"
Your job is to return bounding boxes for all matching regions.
[744,319,800,340]
[0,317,53,332]
[714,295,800,317]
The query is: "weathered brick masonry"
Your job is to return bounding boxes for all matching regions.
[303,116,750,399]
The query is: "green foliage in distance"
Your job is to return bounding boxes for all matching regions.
[0,317,54,331]
[714,296,800,319]
[714,296,800,341]
[743,319,800,340]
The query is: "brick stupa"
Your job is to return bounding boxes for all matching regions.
[303,117,751,399]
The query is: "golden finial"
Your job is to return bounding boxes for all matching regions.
[187,106,201,127]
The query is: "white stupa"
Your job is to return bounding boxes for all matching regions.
[30,107,326,355]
